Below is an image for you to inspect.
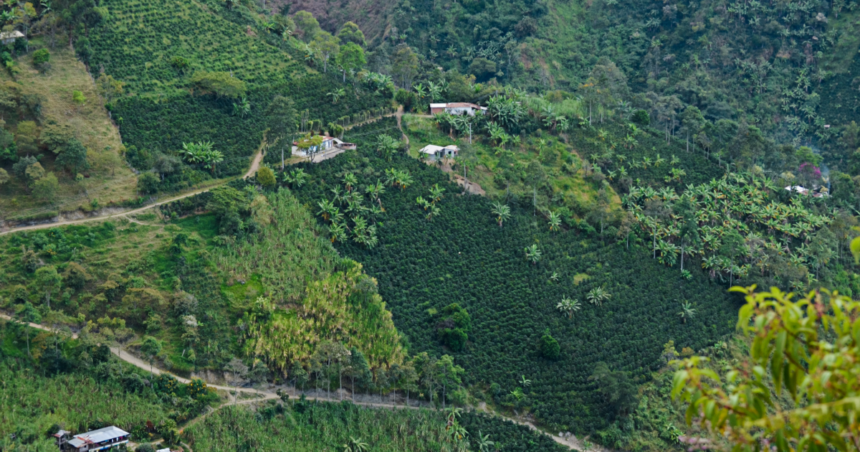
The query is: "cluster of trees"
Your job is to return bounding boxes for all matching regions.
[184,399,566,451]
[625,173,854,292]
[0,319,216,449]
[0,82,90,202]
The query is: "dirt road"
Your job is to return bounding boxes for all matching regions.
[0,147,269,237]
[0,313,585,450]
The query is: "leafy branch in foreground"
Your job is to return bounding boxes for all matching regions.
[672,285,860,451]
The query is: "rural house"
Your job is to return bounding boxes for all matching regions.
[419,144,459,160]
[0,30,24,44]
[62,426,130,451]
[430,103,486,116]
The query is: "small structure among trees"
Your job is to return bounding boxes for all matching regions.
[429,103,486,116]
[419,144,459,161]
[60,426,130,451]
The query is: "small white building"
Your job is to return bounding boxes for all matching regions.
[430,103,486,116]
[292,135,337,156]
[0,30,25,45]
[64,426,130,452]
[420,144,459,160]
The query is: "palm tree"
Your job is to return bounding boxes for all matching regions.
[678,301,696,323]
[202,149,224,175]
[343,437,368,452]
[556,297,581,318]
[548,211,562,231]
[520,375,532,387]
[491,202,511,227]
[317,199,338,221]
[477,431,495,452]
[429,184,445,203]
[524,244,541,265]
[587,287,610,306]
[326,88,346,104]
[342,172,358,191]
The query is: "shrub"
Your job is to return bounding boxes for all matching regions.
[32,48,50,71]
[257,166,276,189]
[190,71,247,99]
[539,329,560,360]
[631,109,650,126]
[138,171,160,194]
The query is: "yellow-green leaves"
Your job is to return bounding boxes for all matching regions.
[672,286,860,450]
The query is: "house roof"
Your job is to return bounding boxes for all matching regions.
[430,103,483,109]
[419,145,446,154]
[66,426,129,448]
[0,30,24,40]
[419,145,459,154]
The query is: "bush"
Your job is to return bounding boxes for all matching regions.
[257,166,276,189]
[32,48,50,71]
[138,171,160,195]
[631,109,650,126]
[539,330,560,360]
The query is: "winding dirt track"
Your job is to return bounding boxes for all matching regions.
[0,313,600,450]
[0,151,266,237]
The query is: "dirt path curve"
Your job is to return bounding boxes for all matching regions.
[395,106,410,147]
[0,184,218,237]
[0,313,584,450]
[243,147,265,180]
[1,145,266,237]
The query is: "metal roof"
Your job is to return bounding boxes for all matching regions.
[66,426,129,448]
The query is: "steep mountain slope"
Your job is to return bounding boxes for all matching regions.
[288,150,740,434]
[84,0,391,183]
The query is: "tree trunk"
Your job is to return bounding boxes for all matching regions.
[653,227,657,259]
[680,246,684,271]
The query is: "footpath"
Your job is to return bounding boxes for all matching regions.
[0,313,608,451]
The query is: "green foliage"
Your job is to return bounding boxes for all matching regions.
[538,329,560,360]
[675,286,860,450]
[190,71,247,99]
[257,166,276,189]
[288,151,738,432]
[184,401,567,451]
[32,172,59,201]
[32,48,50,70]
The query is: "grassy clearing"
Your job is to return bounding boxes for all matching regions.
[0,43,137,220]
[401,114,621,213]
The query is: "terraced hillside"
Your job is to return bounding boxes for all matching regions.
[85,0,391,178]
[287,151,740,434]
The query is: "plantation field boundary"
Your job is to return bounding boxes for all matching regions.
[0,313,588,450]
[0,143,270,235]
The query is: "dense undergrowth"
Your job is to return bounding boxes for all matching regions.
[286,150,739,433]
[86,0,392,185]
[184,400,568,452]
[0,183,403,378]
[0,321,216,450]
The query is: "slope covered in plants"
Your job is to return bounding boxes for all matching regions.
[0,321,216,449]
[184,401,568,452]
[286,150,739,433]
[82,0,392,183]
[0,184,403,378]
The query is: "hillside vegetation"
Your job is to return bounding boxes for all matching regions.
[286,150,739,434]
[0,44,136,222]
[185,401,568,452]
[86,0,392,185]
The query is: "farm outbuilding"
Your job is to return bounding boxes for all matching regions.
[429,103,486,116]
[419,144,459,160]
[62,426,130,451]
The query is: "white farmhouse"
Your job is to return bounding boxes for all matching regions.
[419,144,459,161]
[430,103,486,116]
